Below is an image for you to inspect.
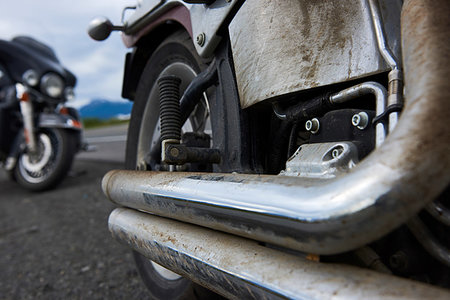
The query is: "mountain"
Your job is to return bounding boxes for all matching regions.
[78,99,133,120]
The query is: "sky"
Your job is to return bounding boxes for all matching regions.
[0,0,136,108]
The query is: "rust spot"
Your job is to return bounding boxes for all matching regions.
[306,254,320,262]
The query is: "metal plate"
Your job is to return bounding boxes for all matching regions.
[229,0,402,108]
[123,0,241,57]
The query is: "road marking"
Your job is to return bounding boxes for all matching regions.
[85,135,127,143]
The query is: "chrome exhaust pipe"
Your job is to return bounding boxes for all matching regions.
[109,208,450,299]
[103,0,450,255]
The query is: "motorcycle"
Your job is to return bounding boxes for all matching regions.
[0,36,83,191]
[89,0,450,298]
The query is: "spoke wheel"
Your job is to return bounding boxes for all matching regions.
[126,30,222,300]
[15,128,75,191]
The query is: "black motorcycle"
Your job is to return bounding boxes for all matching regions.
[0,36,82,191]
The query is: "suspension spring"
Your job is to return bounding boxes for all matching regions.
[158,75,182,142]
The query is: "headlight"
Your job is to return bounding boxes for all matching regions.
[41,73,64,98]
[22,69,39,86]
[64,87,75,101]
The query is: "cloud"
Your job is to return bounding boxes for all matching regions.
[0,0,136,107]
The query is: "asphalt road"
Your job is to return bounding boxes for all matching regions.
[0,124,151,299]
[77,123,129,163]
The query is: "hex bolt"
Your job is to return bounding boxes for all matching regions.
[170,147,180,158]
[352,112,369,130]
[305,118,320,134]
[196,33,206,47]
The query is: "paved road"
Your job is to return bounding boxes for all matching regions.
[0,124,151,299]
[77,123,129,164]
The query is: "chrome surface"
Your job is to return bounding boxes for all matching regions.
[400,0,450,269]
[38,113,82,130]
[330,82,387,147]
[271,103,287,120]
[17,84,37,153]
[229,0,402,108]
[280,142,358,179]
[40,73,64,98]
[22,69,39,86]
[109,208,450,299]
[123,0,240,57]
[87,17,124,41]
[305,118,319,134]
[151,261,182,280]
[367,0,400,70]
[407,217,450,267]
[352,112,369,130]
[21,134,52,174]
[387,69,403,132]
[426,202,450,227]
[103,0,450,255]
[367,0,403,133]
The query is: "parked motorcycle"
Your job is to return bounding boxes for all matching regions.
[89,0,450,298]
[0,36,83,191]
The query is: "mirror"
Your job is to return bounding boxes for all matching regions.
[87,17,116,41]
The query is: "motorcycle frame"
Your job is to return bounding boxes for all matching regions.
[105,0,450,298]
[115,0,450,262]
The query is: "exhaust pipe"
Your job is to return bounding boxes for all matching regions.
[109,208,450,299]
[103,0,450,255]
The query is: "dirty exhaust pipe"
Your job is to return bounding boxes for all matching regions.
[109,208,450,299]
[103,0,450,255]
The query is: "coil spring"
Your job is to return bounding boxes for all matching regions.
[158,75,182,141]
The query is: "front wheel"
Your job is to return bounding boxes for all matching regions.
[14,128,75,191]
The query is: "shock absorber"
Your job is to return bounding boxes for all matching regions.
[158,75,221,167]
[158,75,182,144]
[158,75,182,170]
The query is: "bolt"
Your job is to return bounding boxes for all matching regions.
[170,147,180,157]
[331,148,342,159]
[305,118,320,134]
[196,33,206,47]
[352,112,369,130]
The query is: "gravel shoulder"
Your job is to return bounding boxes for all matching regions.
[0,159,149,299]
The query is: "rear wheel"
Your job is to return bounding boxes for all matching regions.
[126,31,221,300]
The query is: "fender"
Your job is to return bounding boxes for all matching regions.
[38,112,82,131]
[120,0,243,100]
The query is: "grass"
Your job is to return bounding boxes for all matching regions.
[82,118,129,129]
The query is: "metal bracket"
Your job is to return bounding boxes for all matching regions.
[163,142,221,165]
[280,142,359,179]
[123,0,242,57]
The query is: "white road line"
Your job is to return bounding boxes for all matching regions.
[85,135,127,143]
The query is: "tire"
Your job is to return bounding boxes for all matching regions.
[14,128,75,191]
[126,31,222,300]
